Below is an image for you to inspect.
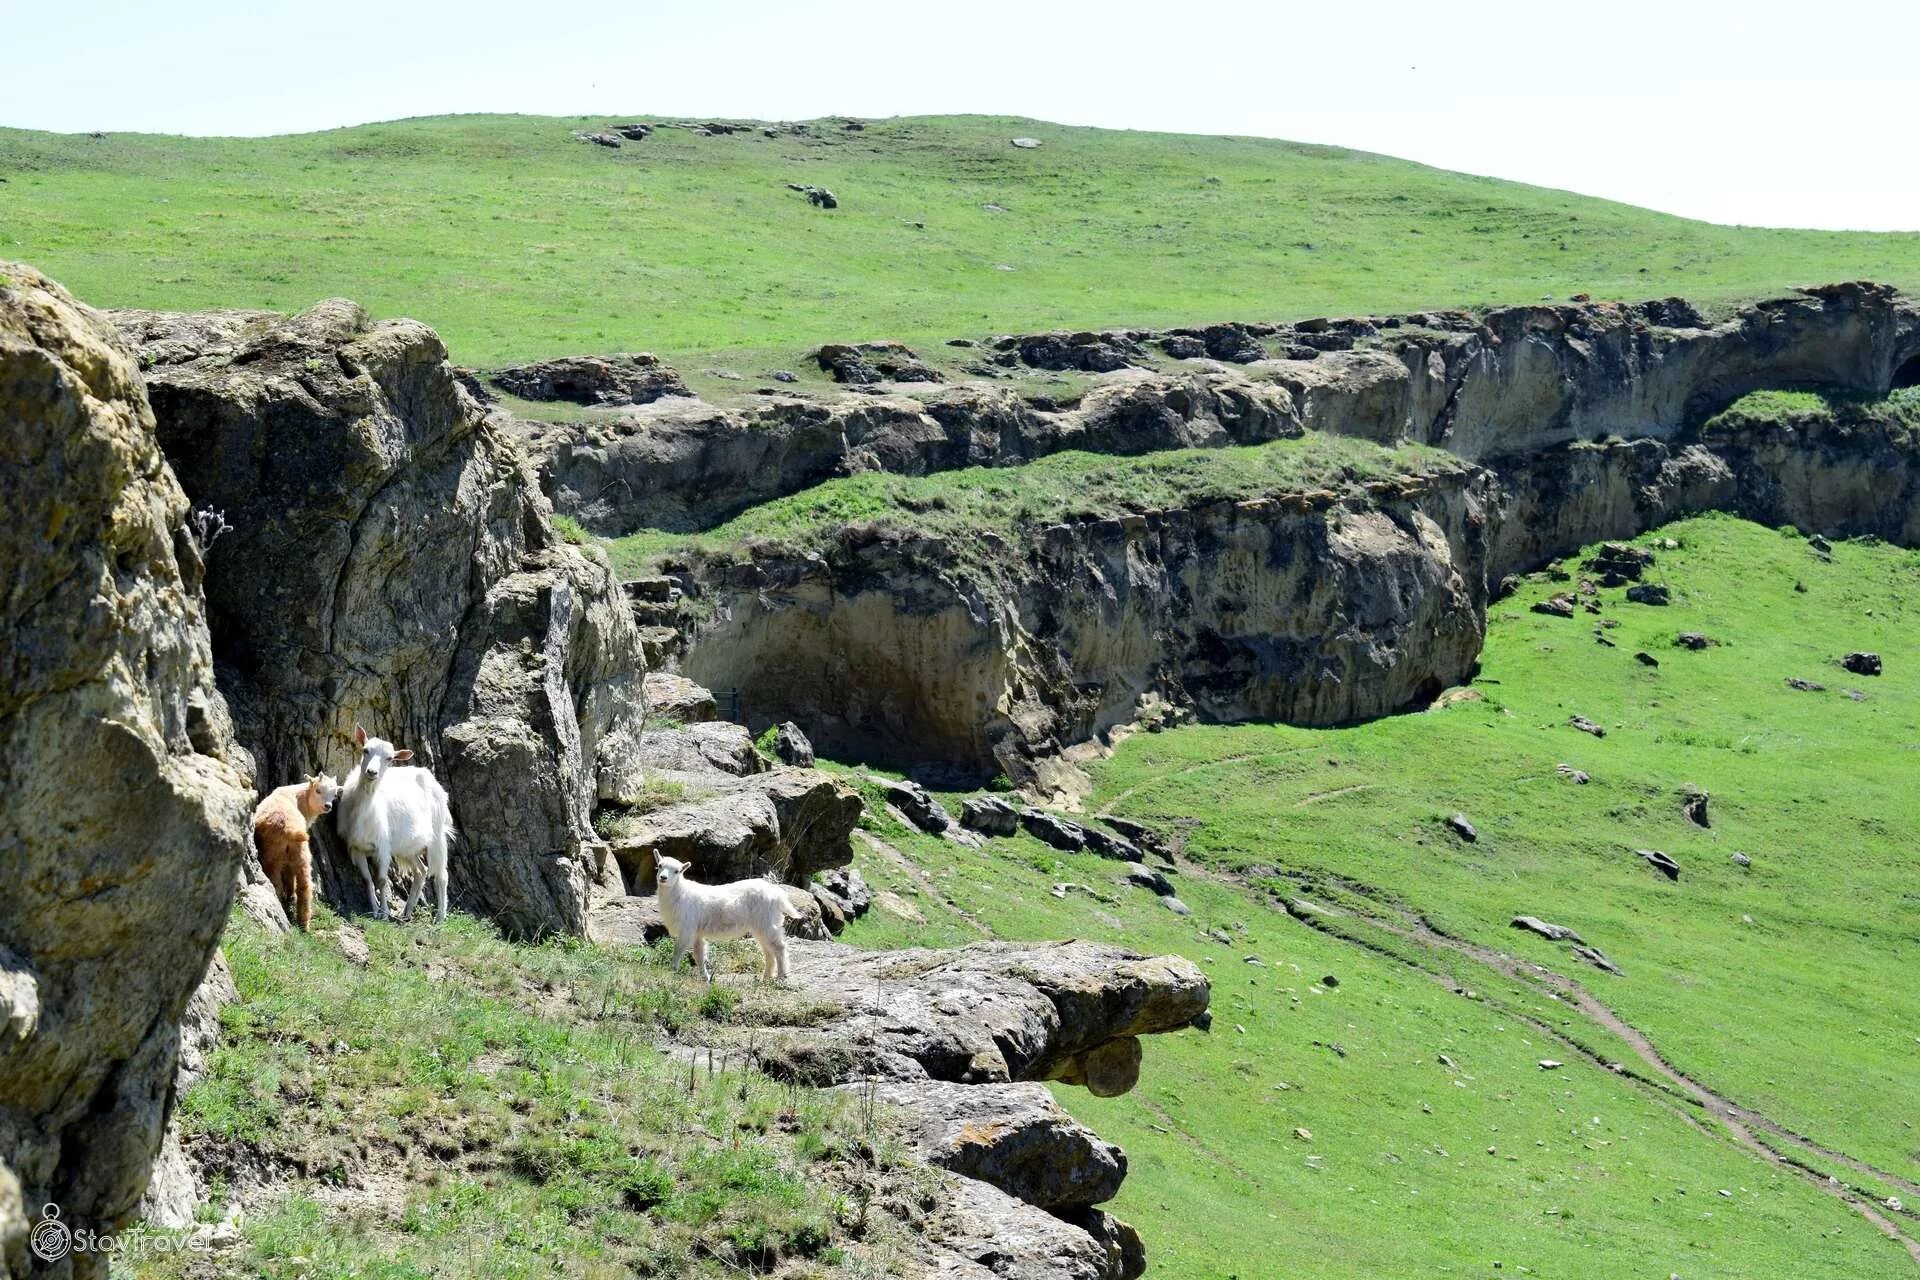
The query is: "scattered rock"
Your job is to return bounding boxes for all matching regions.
[1785,677,1827,692]
[1568,716,1607,738]
[1572,945,1624,976]
[1681,788,1710,828]
[862,1079,1124,1208]
[1123,863,1174,896]
[1098,816,1172,860]
[1625,583,1671,606]
[1081,825,1145,862]
[1321,975,1340,989]
[1010,137,1042,149]
[1511,916,1584,944]
[961,795,1021,836]
[578,130,622,148]
[1160,895,1192,916]
[1445,813,1478,842]
[882,777,955,835]
[875,889,926,923]
[491,353,688,406]
[1841,652,1882,676]
[1674,632,1714,650]
[1531,595,1576,618]
[1585,542,1654,582]
[1731,851,1752,868]
[1158,333,1207,359]
[1021,809,1089,852]
[644,672,719,724]
[1555,763,1590,784]
[1004,330,1143,373]
[1538,1059,1564,1071]
[1636,849,1681,881]
[811,867,872,934]
[1634,651,1659,667]
[815,340,940,384]
[770,721,815,767]
[612,123,652,140]
[1809,533,1834,556]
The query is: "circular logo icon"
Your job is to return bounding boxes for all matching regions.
[30,1203,71,1262]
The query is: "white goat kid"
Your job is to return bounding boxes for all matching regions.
[653,855,803,982]
[339,725,454,923]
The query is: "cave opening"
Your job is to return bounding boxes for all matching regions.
[1893,353,1920,389]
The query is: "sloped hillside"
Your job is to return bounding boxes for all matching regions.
[7,113,1920,368]
[834,514,1920,1277]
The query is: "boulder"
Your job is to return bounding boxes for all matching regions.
[1585,542,1654,581]
[1530,595,1575,618]
[1080,826,1144,862]
[925,1172,1123,1280]
[1444,813,1478,842]
[1008,330,1142,373]
[1674,632,1714,650]
[1842,651,1882,676]
[116,299,648,940]
[1634,650,1660,667]
[490,353,688,406]
[812,866,873,932]
[1786,676,1827,692]
[1096,816,1171,859]
[1572,945,1625,976]
[1625,582,1671,606]
[815,341,940,385]
[605,768,861,889]
[771,721,816,766]
[1511,916,1584,944]
[1122,863,1173,897]
[1158,333,1206,359]
[1681,788,1710,827]
[1636,848,1681,881]
[883,777,954,834]
[1568,715,1607,738]
[644,672,718,724]
[862,1080,1125,1207]
[630,722,763,776]
[1021,809,1088,851]
[961,795,1021,836]
[2,263,253,1271]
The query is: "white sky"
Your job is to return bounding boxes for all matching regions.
[5,0,1915,230]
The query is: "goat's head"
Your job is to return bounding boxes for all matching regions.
[353,724,413,779]
[654,855,687,892]
[301,772,342,817]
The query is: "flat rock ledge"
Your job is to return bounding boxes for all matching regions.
[745,940,1208,1278]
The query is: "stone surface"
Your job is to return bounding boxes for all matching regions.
[630,722,762,776]
[1021,810,1089,851]
[115,299,648,940]
[643,672,718,724]
[861,1080,1126,1208]
[1636,849,1682,881]
[2,263,253,1274]
[491,353,688,406]
[815,341,940,385]
[961,795,1022,836]
[604,768,861,889]
[771,721,815,766]
[1445,813,1478,842]
[884,778,954,833]
[1842,651,1882,676]
[1511,916,1584,944]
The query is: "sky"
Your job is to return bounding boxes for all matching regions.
[5,0,1916,230]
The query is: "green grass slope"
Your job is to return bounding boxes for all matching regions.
[7,113,1920,368]
[837,514,1920,1278]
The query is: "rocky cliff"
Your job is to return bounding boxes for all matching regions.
[112,302,650,939]
[519,283,1920,537]
[640,285,1920,788]
[0,264,253,1278]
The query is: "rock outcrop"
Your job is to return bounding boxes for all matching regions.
[682,469,1489,788]
[114,301,650,939]
[1,264,253,1276]
[744,939,1208,1278]
[489,353,688,406]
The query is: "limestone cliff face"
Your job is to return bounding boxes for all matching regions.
[683,470,1489,788]
[114,303,649,939]
[0,264,252,1277]
[523,284,1920,538]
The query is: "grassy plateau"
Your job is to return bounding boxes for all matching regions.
[7,113,1920,369]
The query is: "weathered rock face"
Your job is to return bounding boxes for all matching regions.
[1,264,253,1276]
[489,353,688,406]
[682,470,1489,787]
[743,939,1206,1280]
[517,369,1299,535]
[114,301,649,939]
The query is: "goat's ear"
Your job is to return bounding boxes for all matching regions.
[392,749,414,763]
[354,725,366,746]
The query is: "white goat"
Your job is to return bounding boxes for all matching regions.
[653,855,803,981]
[338,725,454,923]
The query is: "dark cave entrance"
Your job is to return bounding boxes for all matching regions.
[1893,352,1920,389]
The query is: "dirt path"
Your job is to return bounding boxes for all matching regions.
[857,831,994,938]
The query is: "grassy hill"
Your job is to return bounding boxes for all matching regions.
[7,113,1920,368]
[838,515,1920,1277]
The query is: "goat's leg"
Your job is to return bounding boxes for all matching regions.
[771,932,790,982]
[432,852,448,926]
[670,939,688,975]
[400,856,428,923]
[373,850,393,921]
[293,858,312,932]
[693,938,711,982]
[354,853,381,921]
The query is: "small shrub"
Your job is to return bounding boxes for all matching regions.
[551,513,592,545]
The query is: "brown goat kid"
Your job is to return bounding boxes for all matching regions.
[252,774,340,930]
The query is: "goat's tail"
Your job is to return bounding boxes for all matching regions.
[779,890,805,920]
